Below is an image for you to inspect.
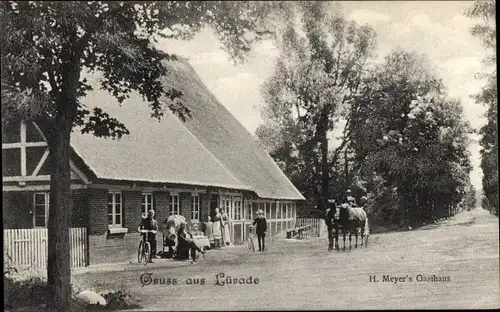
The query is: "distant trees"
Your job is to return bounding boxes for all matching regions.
[465,0,498,216]
[258,5,474,227]
[257,2,376,211]
[350,51,474,226]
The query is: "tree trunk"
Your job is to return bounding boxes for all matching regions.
[46,120,73,310]
[344,149,349,189]
[46,50,80,310]
[321,134,329,211]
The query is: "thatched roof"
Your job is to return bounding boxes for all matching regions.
[71,59,304,200]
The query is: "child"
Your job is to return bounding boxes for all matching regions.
[204,216,214,249]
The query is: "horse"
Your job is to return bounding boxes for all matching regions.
[337,203,369,251]
[324,200,342,252]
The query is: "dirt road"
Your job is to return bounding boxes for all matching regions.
[74,208,499,310]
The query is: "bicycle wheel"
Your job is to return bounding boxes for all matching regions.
[137,241,144,263]
[144,242,151,263]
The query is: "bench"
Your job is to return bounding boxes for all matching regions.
[286,225,312,239]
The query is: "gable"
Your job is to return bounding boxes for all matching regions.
[2,120,90,185]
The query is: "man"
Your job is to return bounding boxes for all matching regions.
[177,223,205,262]
[253,209,267,252]
[346,189,357,207]
[360,196,368,210]
[138,209,158,263]
[325,199,337,251]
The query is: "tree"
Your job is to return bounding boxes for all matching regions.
[350,50,473,226]
[1,1,292,309]
[258,3,376,210]
[465,0,498,215]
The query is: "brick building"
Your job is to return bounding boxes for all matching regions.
[2,59,305,265]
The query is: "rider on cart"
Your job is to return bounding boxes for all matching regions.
[345,189,357,207]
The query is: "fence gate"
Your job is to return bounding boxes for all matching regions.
[4,227,88,270]
[295,218,323,237]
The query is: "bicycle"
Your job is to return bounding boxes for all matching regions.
[138,230,155,264]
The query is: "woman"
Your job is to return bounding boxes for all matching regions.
[221,209,232,246]
[213,208,223,248]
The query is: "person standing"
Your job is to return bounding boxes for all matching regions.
[221,209,232,246]
[253,209,267,252]
[213,208,223,248]
[204,215,214,249]
[137,209,158,263]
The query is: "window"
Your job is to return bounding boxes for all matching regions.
[142,193,153,216]
[252,202,258,219]
[220,196,231,219]
[246,201,253,220]
[277,203,282,220]
[233,197,242,220]
[170,193,180,215]
[108,192,122,228]
[191,194,200,221]
[33,192,49,227]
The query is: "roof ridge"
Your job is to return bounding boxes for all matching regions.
[178,61,305,200]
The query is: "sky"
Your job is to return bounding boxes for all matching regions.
[158,1,491,190]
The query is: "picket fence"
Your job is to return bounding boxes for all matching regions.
[295,218,327,237]
[3,227,88,270]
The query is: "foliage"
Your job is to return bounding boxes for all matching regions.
[100,290,141,310]
[257,3,377,209]
[349,50,474,226]
[4,274,139,311]
[466,0,498,216]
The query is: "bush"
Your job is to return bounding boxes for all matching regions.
[100,290,141,310]
[4,274,140,311]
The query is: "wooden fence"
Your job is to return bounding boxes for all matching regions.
[3,227,88,270]
[295,218,325,237]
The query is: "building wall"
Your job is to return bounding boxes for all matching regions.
[2,189,89,229]
[200,193,210,222]
[179,192,192,227]
[2,192,32,229]
[3,185,300,265]
[123,191,141,229]
[88,188,108,235]
[154,191,170,225]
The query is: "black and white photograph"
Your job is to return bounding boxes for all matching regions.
[2,1,498,311]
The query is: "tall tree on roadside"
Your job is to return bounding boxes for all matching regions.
[465,0,498,215]
[350,50,473,226]
[1,1,293,309]
[258,2,376,210]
